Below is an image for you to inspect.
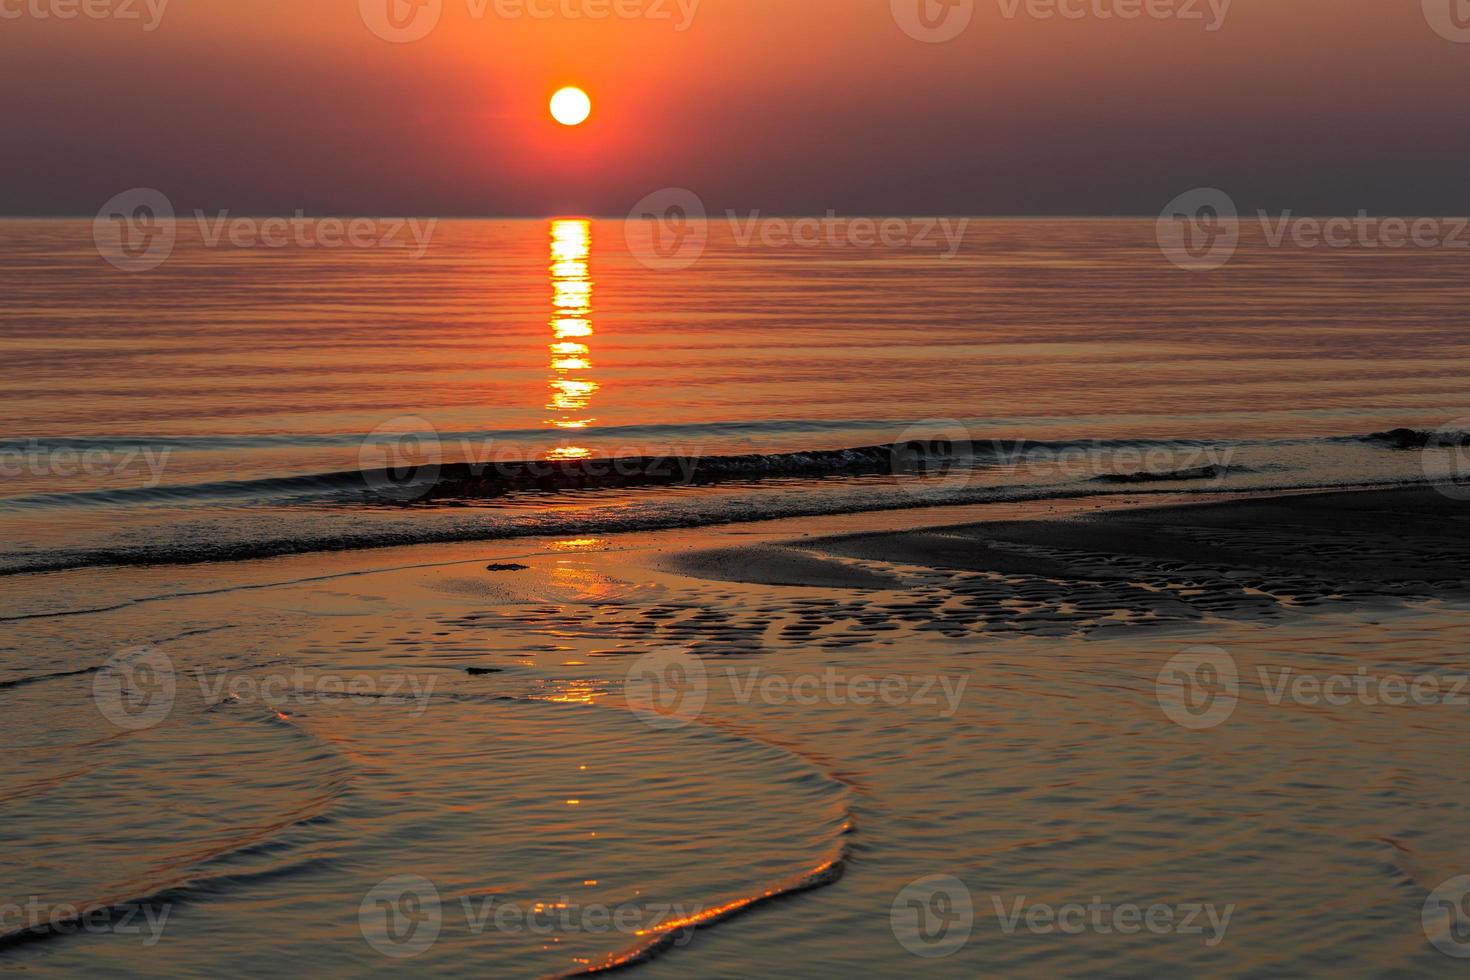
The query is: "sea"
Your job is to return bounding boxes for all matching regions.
[3,217,1470,976]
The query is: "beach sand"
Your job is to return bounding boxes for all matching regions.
[671,485,1470,632]
[6,486,1470,976]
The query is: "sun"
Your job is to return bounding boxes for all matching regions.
[550,87,592,127]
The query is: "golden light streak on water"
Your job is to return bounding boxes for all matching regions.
[547,219,599,459]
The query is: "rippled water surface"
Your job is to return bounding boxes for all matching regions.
[5,220,1470,976]
[3,218,1470,571]
[5,520,1470,976]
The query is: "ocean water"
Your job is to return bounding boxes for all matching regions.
[3,217,1470,573]
[5,219,1470,976]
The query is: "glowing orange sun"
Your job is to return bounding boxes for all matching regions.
[550,87,592,127]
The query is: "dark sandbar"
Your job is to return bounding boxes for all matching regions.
[800,486,1470,599]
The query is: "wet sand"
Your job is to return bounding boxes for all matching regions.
[6,485,1470,977]
[670,485,1470,636]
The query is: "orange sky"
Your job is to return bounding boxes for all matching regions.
[4,0,1469,214]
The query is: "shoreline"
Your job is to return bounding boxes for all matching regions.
[0,486,1315,625]
[8,482,1470,976]
[9,481,1463,643]
[0,473,1445,581]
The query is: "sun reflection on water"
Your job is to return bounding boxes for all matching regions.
[547,219,598,460]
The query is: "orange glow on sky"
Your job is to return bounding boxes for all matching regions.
[2,1,1467,215]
